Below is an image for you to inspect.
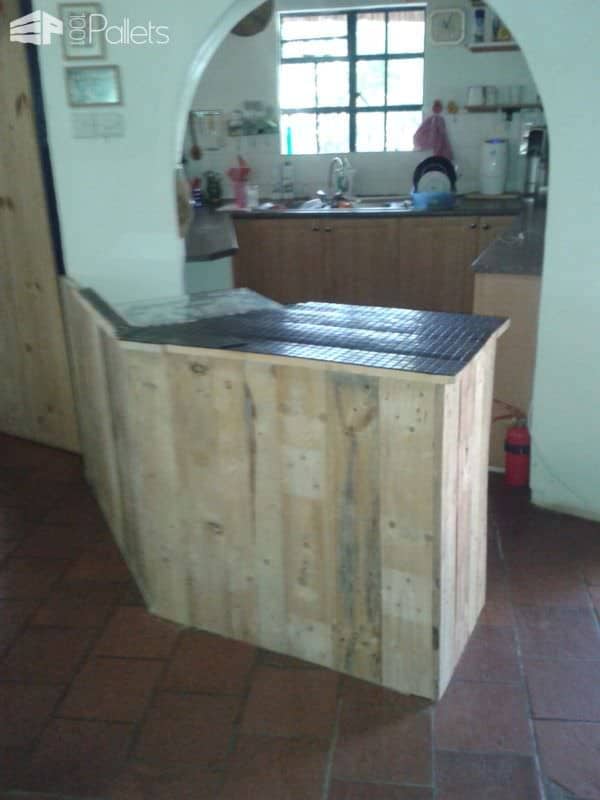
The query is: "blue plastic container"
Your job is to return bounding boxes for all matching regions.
[411,191,456,211]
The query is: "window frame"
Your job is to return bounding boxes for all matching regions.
[279,5,426,154]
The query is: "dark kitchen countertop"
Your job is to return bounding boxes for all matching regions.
[473,200,545,276]
[228,194,522,220]
[81,288,507,379]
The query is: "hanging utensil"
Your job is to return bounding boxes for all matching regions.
[188,113,202,161]
[231,0,274,37]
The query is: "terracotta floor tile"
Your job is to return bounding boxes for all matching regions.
[0,599,38,653]
[242,666,338,739]
[333,684,431,785]
[221,734,329,800]
[43,490,106,528]
[259,648,322,669]
[0,626,94,684]
[14,523,100,559]
[0,683,62,747]
[0,558,67,599]
[479,571,514,626]
[0,748,30,791]
[58,656,163,722]
[590,587,600,615]
[94,606,180,659]
[30,451,83,483]
[162,630,255,694]
[340,677,431,713]
[0,509,34,539]
[454,624,521,684]
[0,466,30,497]
[63,548,132,583]
[434,681,532,755]
[329,781,432,799]
[32,582,122,627]
[0,435,54,469]
[525,658,600,721]
[435,751,541,800]
[515,606,600,659]
[1,480,73,523]
[582,555,600,586]
[119,580,146,606]
[508,562,589,608]
[24,718,133,796]
[135,692,239,768]
[536,720,600,800]
[109,762,223,800]
[0,541,19,562]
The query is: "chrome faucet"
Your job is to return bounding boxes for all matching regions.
[327,156,345,200]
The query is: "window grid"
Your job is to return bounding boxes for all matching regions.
[280,6,425,154]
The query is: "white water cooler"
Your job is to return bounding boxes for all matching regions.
[480,138,508,195]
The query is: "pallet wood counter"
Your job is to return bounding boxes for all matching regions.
[62,279,508,700]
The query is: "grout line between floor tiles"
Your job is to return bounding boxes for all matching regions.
[113,623,184,769]
[5,572,128,792]
[320,685,342,800]
[498,511,548,800]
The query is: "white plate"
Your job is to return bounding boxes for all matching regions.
[416,170,452,193]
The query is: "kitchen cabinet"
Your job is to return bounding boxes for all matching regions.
[233,214,515,313]
[474,272,541,468]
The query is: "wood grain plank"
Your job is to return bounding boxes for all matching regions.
[328,372,381,683]
[213,358,257,641]
[61,283,123,542]
[280,365,333,666]
[379,378,437,697]
[0,2,78,450]
[436,380,460,695]
[244,361,288,654]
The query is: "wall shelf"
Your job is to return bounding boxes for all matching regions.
[465,103,542,113]
[469,42,519,53]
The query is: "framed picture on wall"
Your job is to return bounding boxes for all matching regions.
[59,3,105,59]
[65,65,122,107]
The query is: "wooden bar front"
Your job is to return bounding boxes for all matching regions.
[62,280,505,699]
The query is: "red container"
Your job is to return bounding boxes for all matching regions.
[504,421,531,487]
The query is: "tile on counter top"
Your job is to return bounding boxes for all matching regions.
[473,201,546,276]
[117,300,507,378]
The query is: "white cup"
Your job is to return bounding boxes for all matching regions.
[467,86,485,106]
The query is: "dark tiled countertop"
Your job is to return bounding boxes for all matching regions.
[473,201,545,276]
[82,289,507,379]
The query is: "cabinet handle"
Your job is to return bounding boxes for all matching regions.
[469,222,478,229]
[312,225,320,232]
[324,226,332,232]
[481,223,491,230]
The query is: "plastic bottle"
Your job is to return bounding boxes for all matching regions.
[473,8,485,43]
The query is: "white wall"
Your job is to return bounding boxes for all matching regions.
[190,0,543,199]
[34,0,258,302]
[489,0,600,520]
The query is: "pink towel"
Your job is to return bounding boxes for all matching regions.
[413,113,454,161]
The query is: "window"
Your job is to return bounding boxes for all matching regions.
[279,6,426,155]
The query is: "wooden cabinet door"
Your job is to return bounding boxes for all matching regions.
[397,217,481,313]
[323,217,403,307]
[233,218,329,304]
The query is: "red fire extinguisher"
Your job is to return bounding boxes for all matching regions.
[505,419,531,488]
